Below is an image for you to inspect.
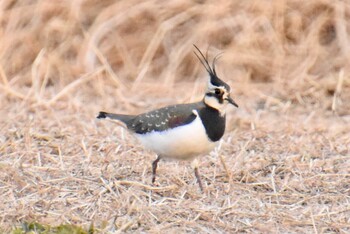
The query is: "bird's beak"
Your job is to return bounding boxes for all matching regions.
[226,96,239,108]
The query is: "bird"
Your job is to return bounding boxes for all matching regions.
[97,45,238,191]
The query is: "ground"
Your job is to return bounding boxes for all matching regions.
[0,0,350,233]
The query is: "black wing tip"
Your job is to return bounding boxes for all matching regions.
[97,111,107,119]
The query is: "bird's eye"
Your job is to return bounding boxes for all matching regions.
[215,89,222,95]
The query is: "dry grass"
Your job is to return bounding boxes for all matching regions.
[1,0,350,233]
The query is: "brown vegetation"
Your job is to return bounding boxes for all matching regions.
[1,0,350,233]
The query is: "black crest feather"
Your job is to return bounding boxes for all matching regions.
[193,45,230,91]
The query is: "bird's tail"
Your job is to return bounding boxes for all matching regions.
[97,111,134,124]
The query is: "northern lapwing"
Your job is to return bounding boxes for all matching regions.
[97,45,238,191]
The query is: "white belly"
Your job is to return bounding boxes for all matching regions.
[135,115,217,159]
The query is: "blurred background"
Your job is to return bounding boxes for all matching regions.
[1,0,350,233]
[1,0,349,108]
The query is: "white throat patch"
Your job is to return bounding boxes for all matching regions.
[204,95,227,115]
[204,84,229,115]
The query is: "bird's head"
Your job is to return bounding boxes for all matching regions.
[193,45,238,114]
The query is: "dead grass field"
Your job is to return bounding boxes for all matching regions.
[1,0,350,233]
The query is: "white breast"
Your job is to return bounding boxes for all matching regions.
[135,111,217,159]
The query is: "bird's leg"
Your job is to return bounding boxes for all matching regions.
[194,167,203,192]
[152,155,161,183]
[192,159,203,192]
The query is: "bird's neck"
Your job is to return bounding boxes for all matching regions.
[202,98,227,116]
[198,104,226,142]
